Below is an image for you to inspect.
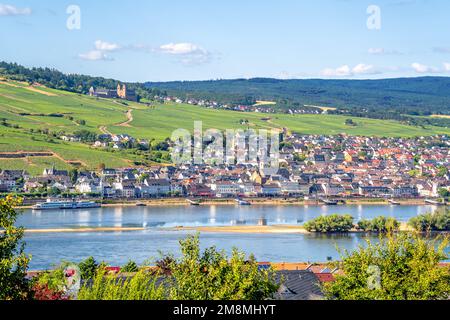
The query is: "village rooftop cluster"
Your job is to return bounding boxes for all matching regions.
[0,134,448,200]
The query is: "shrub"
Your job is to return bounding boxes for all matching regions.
[165,234,279,300]
[304,214,354,233]
[78,268,165,300]
[121,260,139,273]
[408,209,450,232]
[78,257,98,281]
[357,216,400,233]
[0,196,31,300]
[323,233,450,300]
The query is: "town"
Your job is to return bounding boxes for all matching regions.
[1,133,448,202]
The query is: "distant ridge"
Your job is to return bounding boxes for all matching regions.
[146,76,450,114]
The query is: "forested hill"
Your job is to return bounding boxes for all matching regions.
[145,77,450,115]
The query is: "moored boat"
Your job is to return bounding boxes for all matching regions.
[32,199,101,210]
[235,198,251,206]
[321,199,338,206]
[424,199,446,206]
[186,199,201,206]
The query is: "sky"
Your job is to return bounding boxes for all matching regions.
[0,0,450,82]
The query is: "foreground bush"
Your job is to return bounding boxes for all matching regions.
[304,214,354,233]
[165,235,279,300]
[323,233,450,300]
[78,269,165,300]
[357,216,400,233]
[408,208,450,232]
[0,196,31,300]
[77,235,279,300]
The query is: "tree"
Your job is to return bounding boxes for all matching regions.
[323,233,450,300]
[0,196,31,300]
[78,257,98,281]
[98,163,106,171]
[356,216,400,233]
[304,214,354,233]
[438,188,450,198]
[165,234,279,300]
[121,260,139,273]
[408,208,450,232]
[69,169,78,184]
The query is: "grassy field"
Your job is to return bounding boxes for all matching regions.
[0,80,449,171]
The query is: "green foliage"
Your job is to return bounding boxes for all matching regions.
[323,233,450,300]
[77,268,165,300]
[357,216,400,233]
[146,77,450,124]
[293,153,307,162]
[78,257,98,281]
[165,234,279,300]
[0,196,31,300]
[121,260,139,273]
[438,188,450,198]
[34,261,73,294]
[304,214,354,233]
[408,208,450,232]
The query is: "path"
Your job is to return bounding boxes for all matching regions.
[117,109,133,127]
[99,125,112,135]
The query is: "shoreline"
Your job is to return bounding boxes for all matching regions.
[22,227,146,234]
[17,198,433,209]
[170,223,417,234]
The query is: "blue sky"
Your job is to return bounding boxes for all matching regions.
[1,0,450,82]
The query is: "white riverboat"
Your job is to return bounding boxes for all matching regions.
[32,199,101,210]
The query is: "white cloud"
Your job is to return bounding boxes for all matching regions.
[78,50,112,61]
[444,63,450,72]
[0,4,31,16]
[321,64,376,77]
[79,40,120,61]
[321,65,352,77]
[352,63,375,75]
[158,42,213,65]
[159,43,203,55]
[94,40,121,52]
[411,62,439,74]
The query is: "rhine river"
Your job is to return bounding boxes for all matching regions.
[16,204,441,270]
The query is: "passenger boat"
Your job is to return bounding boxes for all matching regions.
[424,199,446,206]
[135,202,147,207]
[235,198,251,206]
[186,199,201,206]
[388,199,401,205]
[32,199,101,210]
[321,199,338,206]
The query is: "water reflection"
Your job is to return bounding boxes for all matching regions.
[16,205,445,269]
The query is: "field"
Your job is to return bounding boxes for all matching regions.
[0,80,449,171]
[431,115,450,119]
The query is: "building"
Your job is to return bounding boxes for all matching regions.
[117,83,138,102]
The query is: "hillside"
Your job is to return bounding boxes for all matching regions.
[145,77,450,118]
[0,78,449,173]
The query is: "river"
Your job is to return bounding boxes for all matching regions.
[16,204,441,270]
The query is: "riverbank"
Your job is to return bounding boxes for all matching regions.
[18,227,146,234]
[171,223,417,234]
[16,197,433,209]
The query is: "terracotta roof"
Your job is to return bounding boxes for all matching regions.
[315,273,336,283]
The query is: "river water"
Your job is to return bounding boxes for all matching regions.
[16,204,441,270]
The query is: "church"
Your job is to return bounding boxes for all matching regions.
[89,83,138,102]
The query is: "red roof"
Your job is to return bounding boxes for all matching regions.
[315,273,336,283]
